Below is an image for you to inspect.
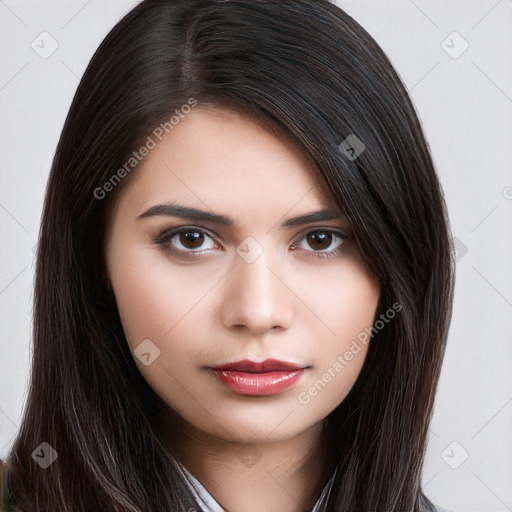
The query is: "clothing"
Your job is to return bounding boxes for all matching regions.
[0,457,453,512]
[175,461,454,512]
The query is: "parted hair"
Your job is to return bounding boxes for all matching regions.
[6,1,454,510]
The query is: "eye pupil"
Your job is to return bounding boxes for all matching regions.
[307,232,331,250]
[180,230,204,249]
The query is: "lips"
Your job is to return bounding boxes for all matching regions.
[208,358,310,396]
[210,358,305,373]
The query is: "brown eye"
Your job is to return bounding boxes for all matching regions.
[292,229,350,261]
[155,227,218,254]
[306,231,334,251]
[178,230,205,249]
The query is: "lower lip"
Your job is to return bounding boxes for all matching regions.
[210,368,308,396]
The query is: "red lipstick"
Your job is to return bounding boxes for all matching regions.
[208,358,310,396]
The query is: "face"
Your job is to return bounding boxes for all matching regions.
[104,107,380,445]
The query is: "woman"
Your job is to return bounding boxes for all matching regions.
[1,0,455,510]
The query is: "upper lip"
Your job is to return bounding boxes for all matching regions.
[210,358,307,373]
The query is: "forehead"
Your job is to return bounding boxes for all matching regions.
[113,107,337,220]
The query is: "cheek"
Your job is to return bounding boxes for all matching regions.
[295,259,380,409]
[332,270,380,341]
[107,242,215,345]
[326,261,380,361]
[107,244,215,405]
[294,255,380,345]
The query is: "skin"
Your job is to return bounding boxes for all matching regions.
[104,107,380,512]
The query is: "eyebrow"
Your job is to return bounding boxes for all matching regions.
[136,202,346,228]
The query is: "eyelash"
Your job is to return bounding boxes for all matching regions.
[152,225,352,261]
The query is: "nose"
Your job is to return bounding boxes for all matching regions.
[219,246,295,337]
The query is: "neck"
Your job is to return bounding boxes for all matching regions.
[161,411,337,512]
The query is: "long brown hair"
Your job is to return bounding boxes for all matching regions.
[6,1,454,510]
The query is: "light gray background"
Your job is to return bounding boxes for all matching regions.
[1,1,511,511]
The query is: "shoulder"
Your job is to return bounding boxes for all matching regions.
[1,459,25,512]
